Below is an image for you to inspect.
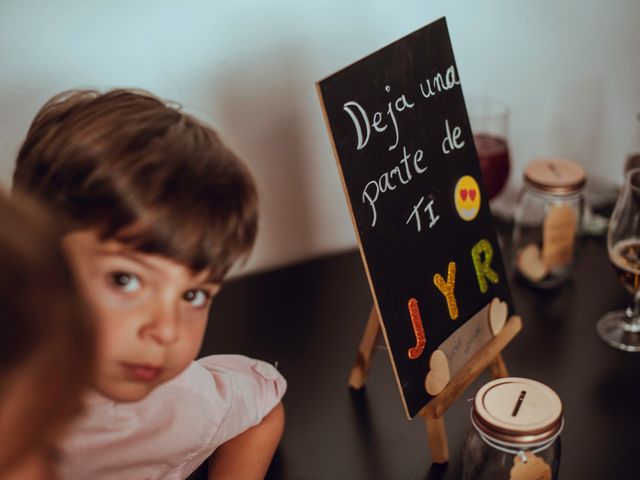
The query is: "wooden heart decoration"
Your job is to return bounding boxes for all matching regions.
[424,349,450,395]
[517,243,548,282]
[488,297,508,336]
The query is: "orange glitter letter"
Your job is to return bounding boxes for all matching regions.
[407,297,426,359]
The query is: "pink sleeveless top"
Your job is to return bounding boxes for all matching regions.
[58,355,286,479]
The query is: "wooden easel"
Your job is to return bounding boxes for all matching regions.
[349,305,522,464]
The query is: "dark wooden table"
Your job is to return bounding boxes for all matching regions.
[193,226,640,479]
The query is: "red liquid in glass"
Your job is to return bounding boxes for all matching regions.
[473,133,510,200]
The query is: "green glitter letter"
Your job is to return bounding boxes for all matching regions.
[471,239,499,293]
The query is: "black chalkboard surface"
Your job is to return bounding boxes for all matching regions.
[317,18,513,419]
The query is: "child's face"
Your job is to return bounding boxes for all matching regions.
[63,229,220,402]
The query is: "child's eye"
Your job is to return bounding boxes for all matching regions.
[183,289,210,308]
[109,272,142,293]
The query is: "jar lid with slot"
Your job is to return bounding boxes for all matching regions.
[472,377,563,445]
[524,158,586,195]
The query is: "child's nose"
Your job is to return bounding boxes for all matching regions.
[145,303,180,345]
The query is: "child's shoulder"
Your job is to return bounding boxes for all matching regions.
[196,354,284,383]
[160,354,286,413]
[186,354,286,414]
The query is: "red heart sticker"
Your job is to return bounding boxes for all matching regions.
[460,189,468,201]
[469,189,477,201]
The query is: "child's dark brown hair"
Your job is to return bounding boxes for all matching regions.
[13,89,258,281]
[0,189,95,473]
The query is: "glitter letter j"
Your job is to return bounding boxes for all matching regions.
[407,298,426,359]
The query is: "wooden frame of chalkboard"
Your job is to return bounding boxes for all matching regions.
[316,16,520,425]
[348,305,521,462]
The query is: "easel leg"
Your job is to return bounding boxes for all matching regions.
[348,306,381,389]
[423,415,449,464]
[488,352,509,378]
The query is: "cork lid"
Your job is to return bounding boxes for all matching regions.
[524,158,586,194]
[472,377,563,444]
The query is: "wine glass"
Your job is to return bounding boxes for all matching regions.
[467,96,511,200]
[596,167,640,351]
[623,111,640,173]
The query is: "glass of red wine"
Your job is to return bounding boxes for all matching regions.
[597,167,640,351]
[467,96,511,200]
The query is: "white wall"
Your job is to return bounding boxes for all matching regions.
[1,0,638,274]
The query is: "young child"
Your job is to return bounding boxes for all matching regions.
[13,89,286,479]
[0,188,95,479]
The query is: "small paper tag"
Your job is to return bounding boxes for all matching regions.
[510,451,552,480]
[542,203,577,269]
[437,303,493,378]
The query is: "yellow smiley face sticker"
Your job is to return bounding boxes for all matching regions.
[454,175,481,221]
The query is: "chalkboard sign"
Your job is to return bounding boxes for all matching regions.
[317,18,513,419]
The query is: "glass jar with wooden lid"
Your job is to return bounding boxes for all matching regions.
[512,157,586,287]
[463,377,564,480]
